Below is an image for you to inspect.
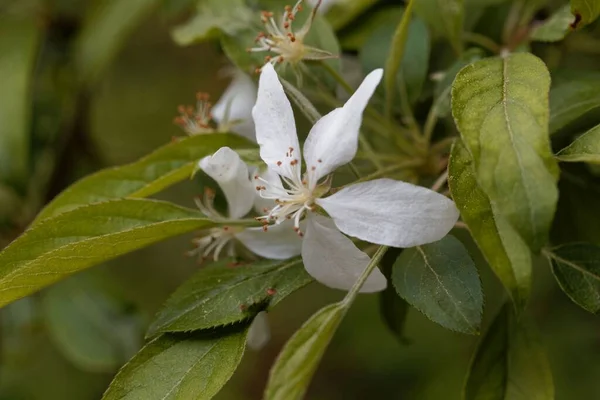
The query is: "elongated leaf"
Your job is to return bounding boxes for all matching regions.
[414,0,464,54]
[570,0,600,28]
[550,73,600,134]
[264,302,345,400]
[0,199,213,308]
[452,53,559,252]
[531,5,574,42]
[147,258,312,336]
[33,134,254,224]
[547,243,600,313]
[391,235,482,334]
[103,329,246,400]
[464,303,554,400]
[449,141,532,308]
[556,124,600,164]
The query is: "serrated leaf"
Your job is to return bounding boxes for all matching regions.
[391,235,483,334]
[464,303,554,400]
[531,5,574,42]
[449,141,532,308]
[103,329,246,400]
[452,53,559,252]
[33,134,254,224]
[414,0,464,54]
[264,302,345,400]
[546,243,600,313]
[550,73,600,134]
[147,258,313,336]
[557,124,600,164]
[570,0,600,29]
[0,199,214,308]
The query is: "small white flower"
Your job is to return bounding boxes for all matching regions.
[251,63,460,292]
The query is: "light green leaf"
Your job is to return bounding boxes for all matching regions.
[0,199,214,309]
[75,0,162,85]
[464,303,554,400]
[570,0,600,28]
[531,5,574,42]
[0,16,40,186]
[452,53,559,252]
[103,329,246,400]
[449,141,532,309]
[264,302,345,400]
[414,0,464,54]
[147,258,312,336]
[546,243,600,313]
[550,73,600,134]
[33,134,254,224]
[391,235,483,334]
[557,124,600,164]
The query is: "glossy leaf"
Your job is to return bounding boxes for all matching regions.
[264,302,345,400]
[531,5,574,42]
[414,0,464,54]
[547,243,600,313]
[550,73,600,134]
[33,134,254,224]
[570,0,600,28]
[449,142,532,308]
[556,124,600,164]
[103,330,246,400]
[452,53,559,252]
[392,235,483,334]
[147,258,312,336]
[0,199,214,308]
[464,303,554,400]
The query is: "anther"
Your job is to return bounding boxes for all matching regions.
[266,288,277,296]
[276,161,282,166]
[262,225,268,232]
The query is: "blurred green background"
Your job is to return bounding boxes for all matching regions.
[1,0,600,399]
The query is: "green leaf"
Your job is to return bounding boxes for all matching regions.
[452,53,559,252]
[414,0,464,54]
[546,243,600,313]
[391,235,483,334]
[531,5,575,42]
[449,141,532,308]
[147,258,312,336]
[75,0,162,85]
[33,134,254,224]
[464,303,554,400]
[41,274,141,372]
[339,7,404,50]
[570,0,600,28]
[325,0,379,30]
[103,329,246,400]
[264,302,345,400]
[0,198,214,308]
[556,124,600,164]
[550,73,600,134]
[379,248,410,344]
[0,16,41,187]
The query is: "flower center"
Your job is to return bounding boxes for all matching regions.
[188,226,242,262]
[173,92,215,135]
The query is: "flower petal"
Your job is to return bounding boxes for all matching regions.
[252,167,282,215]
[235,221,303,260]
[303,68,383,186]
[246,311,270,351]
[212,69,257,140]
[252,63,301,180]
[198,147,254,219]
[316,178,460,247]
[302,214,386,293]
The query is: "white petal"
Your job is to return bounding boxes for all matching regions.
[252,63,301,181]
[246,311,270,351]
[198,147,254,219]
[252,167,282,215]
[316,178,460,247]
[235,221,303,260]
[302,214,386,293]
[303,69,383,186]
[212,70,257,141]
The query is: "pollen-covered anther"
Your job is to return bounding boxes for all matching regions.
[276,161,282,166]
[262,225,268,232]
[266,288,277,296]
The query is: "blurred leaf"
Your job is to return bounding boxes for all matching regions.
[391,235,482,334]
[449,141,532,308]
[280,78,321,124]
[75,0,162,85]
[264,302,345,400]
[103,329,246,400]
[531,5,574,42]
[546,243,600,313]
[326,0,379,30]
[464,303,554,400]
[0,16,41,187]
[379,248,410,343]
[147,258,312,337]
[556,124,600,164]
[550,73,600,134]
[0,199,214,308]
[570,0,600,28]
[339,7,403,50]
[33,134,254,224]
[452,53,558,252]
[41,274,141,372]
[414,0,464,54]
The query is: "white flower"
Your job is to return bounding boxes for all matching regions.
[251,63,460,292]
[246,311,271,350]
[190,147,302,261]
[212,69,257,141]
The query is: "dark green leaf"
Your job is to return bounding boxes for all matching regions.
[147,258,312,336]
[531,5,574,42]
[325,0,378,30]
[103,330,246,400]
[339,7,404,50]
[414,0,464,54]
[379,248,409,343]
[550,73,600,134]
[0,199,213,308]
[570,0,600,28]
[556,124,600,164]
